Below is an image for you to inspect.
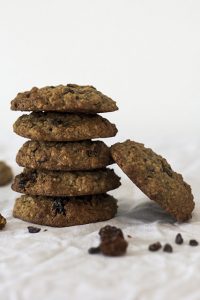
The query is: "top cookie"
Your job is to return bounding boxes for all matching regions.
[11,84,118,113]
[111,140,195,222]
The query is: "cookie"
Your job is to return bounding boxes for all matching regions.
[13,194,118,227]
[0,213,6,229]
[111,140,194,221]
[0,161,13,186]
[16,140,113,171]
[11,84,118,113]
[13,112,117,141]
[12,168,121,197]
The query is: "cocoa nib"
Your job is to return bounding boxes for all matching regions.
[189,239,198,246]
[148,242,162,252]
[163,243,173,253]
[175,233,184,245]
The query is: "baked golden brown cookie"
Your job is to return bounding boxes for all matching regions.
[13,112,118,141]
[0,161,13,186]
[0,213,6,229]
[16,140,113,171]
[11,84,118,113]
[13,194,118,227]
[111,140,194,222]
[12,168,121,197]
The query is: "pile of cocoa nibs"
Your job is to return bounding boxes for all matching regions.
[88,225,128,257]
[148,233,199,253]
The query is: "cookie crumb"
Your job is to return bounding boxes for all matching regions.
[27,226,41,233]
[127,235,132,238]
[0,214,6,230]
[175,233,184,245]
[148,242,162,252]
[163,243,173,253]
[44,229,48,232]
[189,239,198,246]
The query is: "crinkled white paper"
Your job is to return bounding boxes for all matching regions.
[0,139,199,300]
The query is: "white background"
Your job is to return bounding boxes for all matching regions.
[0,0,200,155]
[0,1,200,300]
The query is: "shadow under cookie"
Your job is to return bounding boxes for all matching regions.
[127,200,176,224]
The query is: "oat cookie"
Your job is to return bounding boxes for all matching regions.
[13,194,118,227]
[111,140,194,221]
[16,140,113,171]
[11,84,118,113]
[0,213,6,229]
[12,168,121,197]
[13,112,117,141]
[0,161,13,186]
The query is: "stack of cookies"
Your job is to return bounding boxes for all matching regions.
[11,84,121,227]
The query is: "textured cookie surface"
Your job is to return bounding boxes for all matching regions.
[16,140,113,171]
[13,112,117,141]
[0,213,6,229]
[13,194,118,227]
[12,168,121,197]
[11,84,118,113]
[0,161,13,186]
[111,140,194,222]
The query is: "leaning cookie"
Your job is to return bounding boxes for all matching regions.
[13,112,117,141]
[12,168,121,197]
[111,140,195,222]
[11,84,118,113]
[13,194,118,227]
[16,140,114,171]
